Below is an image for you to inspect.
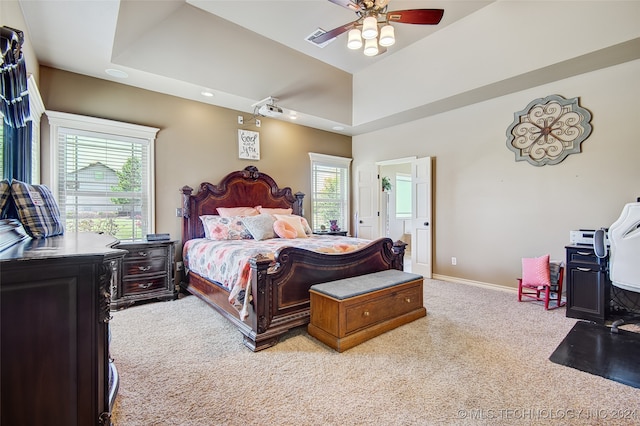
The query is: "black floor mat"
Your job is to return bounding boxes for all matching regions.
[550,321,640,389]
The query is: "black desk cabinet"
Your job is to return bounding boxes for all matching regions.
[565,245,610,324]
[0,231,125,425]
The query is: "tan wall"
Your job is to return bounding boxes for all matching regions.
[353,59,640,289]
[37,67,351,246]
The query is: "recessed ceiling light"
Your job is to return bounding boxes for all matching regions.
[201,90,214,97]
[105,68,128,78]
[289,111,298,120]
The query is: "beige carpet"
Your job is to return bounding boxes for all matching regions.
[110,279,640,425]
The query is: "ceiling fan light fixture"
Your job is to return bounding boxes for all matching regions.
[379,24,395,47]
[363,37,379,56]
[361,16,378,40]
[347,28,363,49]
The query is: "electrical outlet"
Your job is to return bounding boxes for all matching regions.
[451,257,457,265]
[176,261,184,271]
[255,118,261,127]
[175,208,183,217]
[237,115,244,125]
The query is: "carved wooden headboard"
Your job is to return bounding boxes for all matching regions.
[180,166,304,242]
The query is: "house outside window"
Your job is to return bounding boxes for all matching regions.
[309,152,352,232]
[47,111,159,241]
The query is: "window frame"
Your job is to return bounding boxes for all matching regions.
[47,111,159,240]
[308,152,352,233]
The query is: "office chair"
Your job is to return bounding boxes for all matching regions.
[594,202,640,333]
[518,256,565,310]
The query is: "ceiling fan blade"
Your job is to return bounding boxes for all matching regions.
[327,0,362,12]
[309,22,357,45]
[386,9,444,25]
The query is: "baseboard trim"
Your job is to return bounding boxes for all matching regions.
[431,274,516,294]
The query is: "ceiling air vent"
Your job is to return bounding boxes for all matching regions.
[305,28,335,48]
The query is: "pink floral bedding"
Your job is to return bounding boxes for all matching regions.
[183,235,371,318]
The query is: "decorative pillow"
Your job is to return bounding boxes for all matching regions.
[300,217,313,235]
[522,254,551,287]
[241,214,276,241]
[257,206,293,215]
[273,219,297,239]
[10,179,64,238]
[200,215,252,240]
[274,214,308,238]
[0,179,11,218]
[217,206,259,218]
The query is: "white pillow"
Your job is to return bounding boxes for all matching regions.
[242,214,276,241]
[274,214,307,238]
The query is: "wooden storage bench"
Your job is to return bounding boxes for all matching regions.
[308,269,426,352]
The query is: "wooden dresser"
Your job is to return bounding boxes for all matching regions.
[0,223,125,425]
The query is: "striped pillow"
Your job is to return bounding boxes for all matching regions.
[11,180,64,238]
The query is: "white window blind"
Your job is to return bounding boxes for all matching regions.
[309,153,352,232]
[47,111,158,241]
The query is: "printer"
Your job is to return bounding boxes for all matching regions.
[570,229,608,246]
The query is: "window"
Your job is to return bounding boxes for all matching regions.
[47,111,159,241]
[309,153,352,232]
[395,173,412,218]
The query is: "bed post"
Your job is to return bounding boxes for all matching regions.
[180,185,193,240]
[392,240,407,271]
[294,192,305,216]
[245,255,280,351]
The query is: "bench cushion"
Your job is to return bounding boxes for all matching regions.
[310,269,423,300]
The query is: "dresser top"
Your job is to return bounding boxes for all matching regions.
[0,223,124,262]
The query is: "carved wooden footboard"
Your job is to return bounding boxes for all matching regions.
[180,167,406,351]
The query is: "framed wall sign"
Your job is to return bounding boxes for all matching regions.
[238,129,260,160]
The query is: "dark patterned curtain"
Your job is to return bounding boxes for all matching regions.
[1,26,32,182]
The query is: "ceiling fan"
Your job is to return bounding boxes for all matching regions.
[309,0,444,56]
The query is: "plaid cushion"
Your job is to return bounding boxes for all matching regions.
[11,180,64,238]
[0,179,11,218]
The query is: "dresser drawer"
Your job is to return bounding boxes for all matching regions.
[566,246,598,265]
[122,257,167,277]
[123,275,167,295]
[345,285,423,333]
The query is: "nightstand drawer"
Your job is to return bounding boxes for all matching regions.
[123,275,167,295]
[122,257,167,277]
[124,246,167,260]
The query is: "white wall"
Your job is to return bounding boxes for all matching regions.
[353,59,640,288]
[354,1,640,128]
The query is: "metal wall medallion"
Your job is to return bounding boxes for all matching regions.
[506,95,592,166]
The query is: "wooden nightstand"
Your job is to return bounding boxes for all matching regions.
[111,239,176,310]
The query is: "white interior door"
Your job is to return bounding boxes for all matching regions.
[411,157,432,278]
[355,164,379,240]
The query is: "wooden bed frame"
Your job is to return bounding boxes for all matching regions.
[180,166,406,351]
